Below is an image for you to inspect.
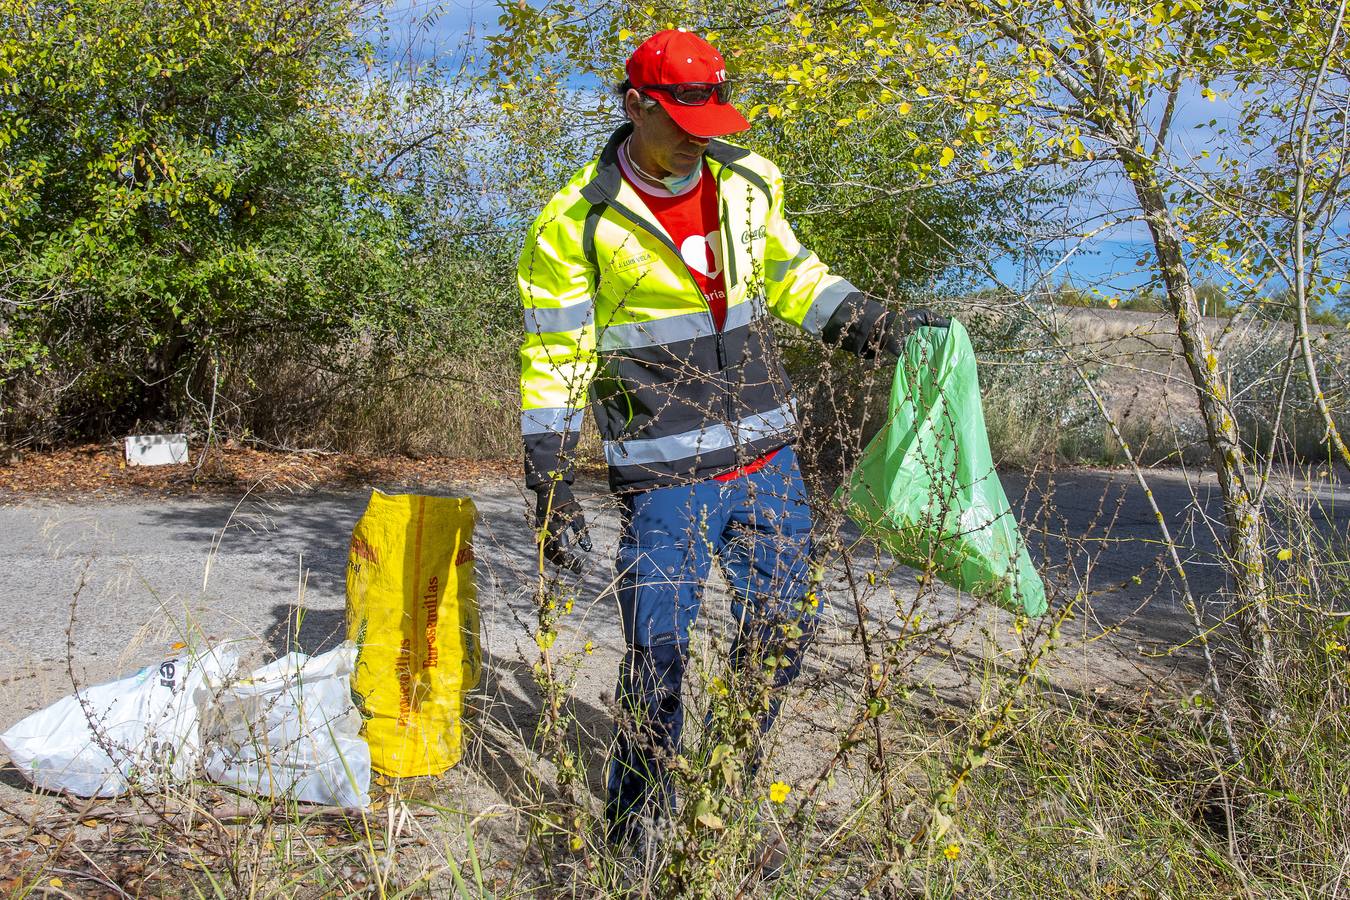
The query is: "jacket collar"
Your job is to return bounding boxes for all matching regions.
[580,123,753,205]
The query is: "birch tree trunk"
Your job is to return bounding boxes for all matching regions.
[1121,146,1280,720]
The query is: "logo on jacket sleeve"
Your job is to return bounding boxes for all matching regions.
[741,225,766,244]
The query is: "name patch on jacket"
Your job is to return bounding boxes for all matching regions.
[615,250,654,272]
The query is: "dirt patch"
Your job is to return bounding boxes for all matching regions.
[0,442,538,502]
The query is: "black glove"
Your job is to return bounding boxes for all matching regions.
[878,308,950,357]
[820,295,951,359]
[534,482,592,571]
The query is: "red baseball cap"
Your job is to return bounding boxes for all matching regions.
[625,29,749,139]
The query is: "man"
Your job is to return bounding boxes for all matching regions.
[517,29,947,844]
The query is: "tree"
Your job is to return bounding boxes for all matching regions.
[749,104,1016,303]
[484,3,1011,301]
[0,0,420,442]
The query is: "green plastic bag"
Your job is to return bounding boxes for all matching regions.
[838,319,1047,617]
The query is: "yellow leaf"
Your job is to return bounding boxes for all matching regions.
[938,146,955,167]
[1277,548,1292,561]
[897,101,912,114]
[618,28,632,41]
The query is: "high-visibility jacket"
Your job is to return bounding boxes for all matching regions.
[519,124,887,493]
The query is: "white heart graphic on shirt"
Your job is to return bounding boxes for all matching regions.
[680,231,723,279]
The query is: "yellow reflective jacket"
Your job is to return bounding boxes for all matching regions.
[519,124,886,493]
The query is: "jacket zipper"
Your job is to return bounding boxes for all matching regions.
[714,165,737,444]
[607,174,742,451]
[602,198,709,460]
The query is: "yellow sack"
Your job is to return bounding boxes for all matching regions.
[345,490,482,777]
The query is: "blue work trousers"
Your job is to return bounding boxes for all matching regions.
[605,445,818,840]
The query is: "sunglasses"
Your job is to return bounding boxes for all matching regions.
[639,81,734,106]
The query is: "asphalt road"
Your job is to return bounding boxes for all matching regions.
[1,465,1346,790]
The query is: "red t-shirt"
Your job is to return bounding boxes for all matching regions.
[619,145,779,481]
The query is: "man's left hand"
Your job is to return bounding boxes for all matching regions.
[880,308,950,357]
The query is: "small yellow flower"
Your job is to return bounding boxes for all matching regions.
[768,781,791,804]
[570,835,584,852]
[49,878,64,889]
[943,843,961,860]
[1277,548,1293,561]
[583,641,595,655]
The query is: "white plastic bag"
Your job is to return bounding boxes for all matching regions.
[199,642,371,809]
[0,647,238,797]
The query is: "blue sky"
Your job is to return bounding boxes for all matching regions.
[380,0,496,65]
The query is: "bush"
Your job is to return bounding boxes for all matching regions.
[1227,326,1350,461]
[962,302,1099,466]
[0,0,455,447]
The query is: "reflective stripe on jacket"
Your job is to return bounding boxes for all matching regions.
[519,123,884,493]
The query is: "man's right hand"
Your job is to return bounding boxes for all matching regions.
[534,483,593,571]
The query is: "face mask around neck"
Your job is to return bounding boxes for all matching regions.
[661,165,701,194]
[624,138,702,195]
